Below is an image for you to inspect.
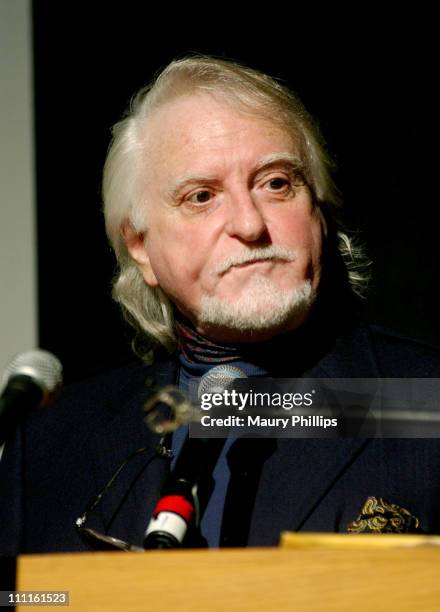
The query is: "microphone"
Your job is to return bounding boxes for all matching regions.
[197,364,248,398]
[0,350,63,446]
[143,365,247,549]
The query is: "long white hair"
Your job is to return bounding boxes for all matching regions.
[102,55,370,355]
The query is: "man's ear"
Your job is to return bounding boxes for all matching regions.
[120,220,159,287]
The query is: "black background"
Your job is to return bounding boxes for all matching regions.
[32,3,439,382]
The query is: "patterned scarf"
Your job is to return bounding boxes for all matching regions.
[175,317,242,364]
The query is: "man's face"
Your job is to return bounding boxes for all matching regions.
[127,94,325,343]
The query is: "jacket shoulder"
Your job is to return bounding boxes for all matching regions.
[33,353,178,430]
[368,325,440,377]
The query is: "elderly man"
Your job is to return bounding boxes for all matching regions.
[1,56,440,554]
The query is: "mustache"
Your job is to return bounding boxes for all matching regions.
[213,245,296,275]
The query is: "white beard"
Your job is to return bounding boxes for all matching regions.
[198,276,314,333]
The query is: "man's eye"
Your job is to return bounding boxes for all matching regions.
[188,190,212,204]
[267,177,290,191]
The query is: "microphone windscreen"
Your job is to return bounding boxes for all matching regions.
[2,350,63,403]
[197,364,247,398]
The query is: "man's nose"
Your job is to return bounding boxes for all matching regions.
[224,190,268,242]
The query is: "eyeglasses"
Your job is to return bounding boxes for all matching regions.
[75,440,172,552]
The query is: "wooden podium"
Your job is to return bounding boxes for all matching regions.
[16,534,440,611]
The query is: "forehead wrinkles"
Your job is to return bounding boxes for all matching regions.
[144,94,295,154]
[140,97,302,205]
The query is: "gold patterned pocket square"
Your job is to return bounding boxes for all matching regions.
[347,496,422,534]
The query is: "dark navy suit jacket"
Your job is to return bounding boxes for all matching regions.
[1,323,440,554]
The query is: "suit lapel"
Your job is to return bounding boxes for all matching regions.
[248,324,381,543]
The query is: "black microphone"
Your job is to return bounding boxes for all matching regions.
[143,365,247,549]
[0,350,63,446]
[144,435,225,549]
